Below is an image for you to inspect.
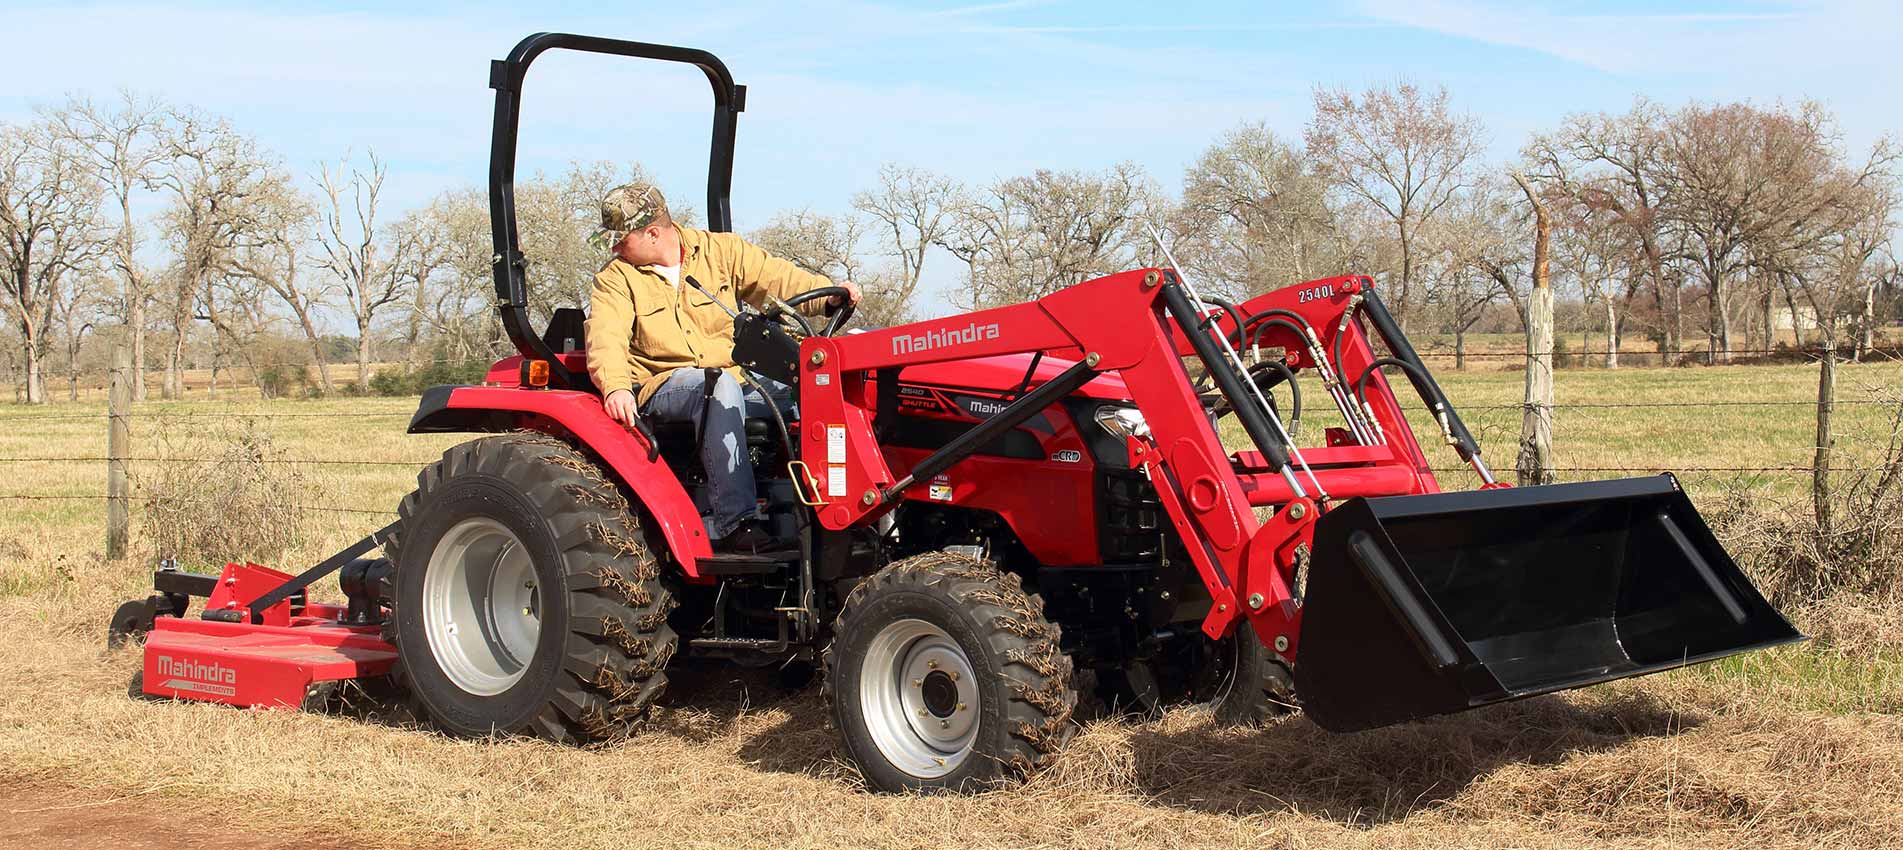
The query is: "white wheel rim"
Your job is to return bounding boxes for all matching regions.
[859,618,981,779]
[423,517,541,696]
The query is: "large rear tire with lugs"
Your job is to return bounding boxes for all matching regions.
[825,552,1076,793]
[389,433,677,743]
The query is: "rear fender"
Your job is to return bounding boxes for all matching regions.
[409,385,716,580]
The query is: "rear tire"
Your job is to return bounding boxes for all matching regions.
[825,552,1076,792]
[389,433,678,743]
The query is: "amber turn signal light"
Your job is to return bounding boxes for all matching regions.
[520,359,550,388]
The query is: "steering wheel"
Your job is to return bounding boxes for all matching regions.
[781,286,856,336]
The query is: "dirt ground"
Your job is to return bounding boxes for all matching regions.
[0,782,392,850]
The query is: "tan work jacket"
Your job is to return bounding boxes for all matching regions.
[584,225,832,405]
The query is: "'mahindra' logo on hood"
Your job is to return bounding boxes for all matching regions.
[893,321,1001,356]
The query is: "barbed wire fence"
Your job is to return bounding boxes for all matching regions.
[13,342,1895,404]
[1,349,1897,558]
[0,418,1889,505]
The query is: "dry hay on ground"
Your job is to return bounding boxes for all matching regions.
[0,599,1898,850]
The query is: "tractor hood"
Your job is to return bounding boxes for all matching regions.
[897,352,1132,401]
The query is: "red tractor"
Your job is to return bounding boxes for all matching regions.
[110,34,1799,793]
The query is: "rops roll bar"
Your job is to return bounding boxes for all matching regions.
[487,32,746,389]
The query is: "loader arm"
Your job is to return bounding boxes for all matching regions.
[800,268,1349,654]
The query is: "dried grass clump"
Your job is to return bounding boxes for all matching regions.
[134,418,311,567]
[1796,590,1903,656]
[1708,390,1903,607]
[1453,710,1903,843]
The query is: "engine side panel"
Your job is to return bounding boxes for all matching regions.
[878,380,1104,566]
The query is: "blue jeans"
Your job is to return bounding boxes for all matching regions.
[642,369,789,540]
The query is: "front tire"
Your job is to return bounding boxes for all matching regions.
[390,433,677,743]
[1097,625,1296,726]
[825,553,1076,792]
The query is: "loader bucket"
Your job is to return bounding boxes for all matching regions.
[1292,475,1802,732]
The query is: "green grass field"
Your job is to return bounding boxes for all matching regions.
[0,358,1899,849]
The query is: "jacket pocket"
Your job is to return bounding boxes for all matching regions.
[630,295,672,353]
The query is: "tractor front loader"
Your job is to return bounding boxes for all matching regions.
[107,32,1800,794]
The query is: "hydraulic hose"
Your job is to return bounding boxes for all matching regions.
[1244,317,1309,363]
[1248,304,1378,445]
[1210,359,1302,427]
[1196,294,1249,342]
[1352,357,1436,409]
[1256,360,1301,425]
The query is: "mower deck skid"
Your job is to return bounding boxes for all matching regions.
[140,612,396,707]
[128,555,398,708]
[1292,475,1803,732]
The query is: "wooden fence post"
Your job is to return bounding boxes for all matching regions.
[107,345,130,559]
[1511,172,1556,487]
[1813,342,1835,536]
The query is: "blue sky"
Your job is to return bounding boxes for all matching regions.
[2,0,1897,317]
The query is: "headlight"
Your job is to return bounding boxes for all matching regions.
[1093,405,1150,440]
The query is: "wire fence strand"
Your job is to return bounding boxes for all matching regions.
[0,492,393,516]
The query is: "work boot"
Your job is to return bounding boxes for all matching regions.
[715,518,797,556]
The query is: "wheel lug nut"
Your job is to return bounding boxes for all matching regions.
[917,708,927,717]
[948,671,959,682]
[911,678,922,687]
[926,660,938,669]
[940,719,950,729]
[957,702,967,711]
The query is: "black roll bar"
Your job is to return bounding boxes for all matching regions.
[487,33,745,389]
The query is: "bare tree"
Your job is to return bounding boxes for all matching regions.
[410,186,501,359]
[1551,189,1633,367]
[1306,81,1483,328]
[1656,101,1883,363]
[226,176,332,391]
[1527,99,1681,359]
[939,163,1156,309]
[1178,122,1344,299]
[853,163,959,322]
[511,161,662,324]
[48,92,168,401]
[0,120,105,403]
[53,270,107,400]
[1860,248,1900,358]
[1421,180,1514,368]
[315,151,410,390]
[155,109,281,398]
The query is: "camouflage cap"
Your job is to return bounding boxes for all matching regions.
[589,183,669,251]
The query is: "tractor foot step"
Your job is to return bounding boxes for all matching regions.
[687,637,790,652]
[695,552,796,576]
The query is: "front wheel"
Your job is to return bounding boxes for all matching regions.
[1097,624,1296,726]
[825,553,1077,793]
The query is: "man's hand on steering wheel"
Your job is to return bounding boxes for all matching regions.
[828,279,862,308]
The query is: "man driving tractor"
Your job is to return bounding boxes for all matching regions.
[584,182,860,554]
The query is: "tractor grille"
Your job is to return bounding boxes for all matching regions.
[1098,467,1163,562]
